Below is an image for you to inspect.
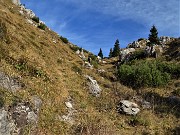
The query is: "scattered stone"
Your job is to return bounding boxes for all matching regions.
[117,100,140,115]
[76,50,80,55]
[52,39,57,44]
[65,101,73,109]
[97,69,105,73]
[84,61,93,69]
[79,49,86,60]
[60,100,76,125]
[102,60,107,64]
[85,75,101,97]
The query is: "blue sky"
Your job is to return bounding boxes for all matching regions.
[21,0,179,56]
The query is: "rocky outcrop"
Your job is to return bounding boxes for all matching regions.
[0,100,41,135]
[84,61,93,69]
[0,109,15,135]
[0,72,24,92]
[117,100,140,115]
[59,100,76,125]
[119,48,135,62]
[85,75,101,97]
[12,0,20,5]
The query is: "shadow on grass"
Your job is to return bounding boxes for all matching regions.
[143,92,180,118]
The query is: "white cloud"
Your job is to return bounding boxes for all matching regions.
[63,0,179,36]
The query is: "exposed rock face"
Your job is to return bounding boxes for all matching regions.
[119,48,135,62]
[85,75,101,97]
[0,109,15,135]
[31,96,42,112]
[0,97,41,135]
[0,72,24,92]
[145,45,163,58]
[84,61,93,69]
[19,5,36,18]
[159,36,174,44]
[79,49,86,60]
[12,0,20,5]
[127,39,149,48]
[117,100,140,115]
[60,101,76,125]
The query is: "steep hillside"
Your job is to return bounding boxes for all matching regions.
[0,0,179,135]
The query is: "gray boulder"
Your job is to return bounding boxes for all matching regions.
[0,72,24,92]
[31,96,42,112]
[117,100,140,115]
[0,109,15,135]
[85,75,101,97]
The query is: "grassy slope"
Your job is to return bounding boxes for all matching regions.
[0,0,179,134]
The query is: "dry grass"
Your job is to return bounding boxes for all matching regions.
[0,1,179,135]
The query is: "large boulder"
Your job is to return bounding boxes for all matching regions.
[117,100,140,115]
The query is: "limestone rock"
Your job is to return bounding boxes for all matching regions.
[0,72,24,92]
[31,96,42,112]
[27,111,38,124]
[85,75,101,97]
[65,101,73,109]
[84,61,93,69]
[117,100,140,115]
[12,0,20,5]
[0,109,15,135]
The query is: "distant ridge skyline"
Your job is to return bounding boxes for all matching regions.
[21,0,179,56]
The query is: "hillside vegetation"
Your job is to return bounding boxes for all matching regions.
[0,0,179,135]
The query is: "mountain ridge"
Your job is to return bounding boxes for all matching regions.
[0,0,179,135]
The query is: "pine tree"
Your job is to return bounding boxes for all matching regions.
[109,48,113,58]
[112,39,120,57]
[148,25,159,45]
[98,48,103,59]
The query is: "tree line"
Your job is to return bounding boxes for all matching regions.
[97,25,159,59]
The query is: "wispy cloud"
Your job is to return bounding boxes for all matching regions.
[63,0,179,36]
[21,0,179,56]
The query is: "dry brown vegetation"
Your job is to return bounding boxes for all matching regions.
[0,0,179,135]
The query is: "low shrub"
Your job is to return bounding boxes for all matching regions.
[129,116,149,127]
[60,36,68,44]
[31,16,39,23]
[38,23,46,30]
[118,60,171,88]
[72,65,82,74]
[129,50,147,61]
[69,45,80,52]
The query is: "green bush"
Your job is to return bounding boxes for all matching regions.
[60,36,68,44]
[157,62,180,79]
[38,23,46,30]
[129,50,147,61]
[32,16,39,23]
[118,60,171,88]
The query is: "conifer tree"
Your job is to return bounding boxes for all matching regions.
[109,48,113,58]
[112,39,120,57]
[148,25,159,45]
[98,48,103,59]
